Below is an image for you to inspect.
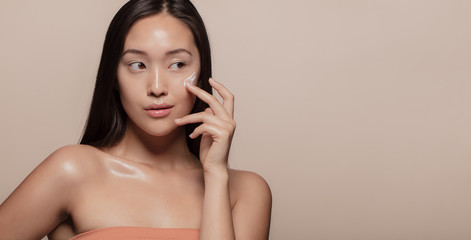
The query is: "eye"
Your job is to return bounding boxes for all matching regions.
[169,62,186,70]
[129,62,146,71]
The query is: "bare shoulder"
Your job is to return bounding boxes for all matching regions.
[0,144,102,239]
[228,169,272,202]
[8,144,102,198]
[39,144,101,180]
[228,169,272,239]
[46,144,98,162]
[5,144,103,205]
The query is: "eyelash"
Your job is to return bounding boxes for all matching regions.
[169,61,187,70]
[127,61,187,72]
[129,62,146,71]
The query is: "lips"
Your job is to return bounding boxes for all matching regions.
[145,103,173,118]
[145,103,173,111]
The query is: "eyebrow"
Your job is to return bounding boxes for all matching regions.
[121,48,193,58]
[165,48,193,57]
[121,49,147,57]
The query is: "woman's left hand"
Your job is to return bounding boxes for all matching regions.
[175,78,235,173]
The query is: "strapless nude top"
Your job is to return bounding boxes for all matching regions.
[68,226,200,240]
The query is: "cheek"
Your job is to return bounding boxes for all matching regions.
[117,80,144,111]
[168,82,197,112]
[170,81,194,101]
[118,81,136,103]
[170,72,198,95]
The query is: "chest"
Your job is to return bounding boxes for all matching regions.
[70,172,205,233]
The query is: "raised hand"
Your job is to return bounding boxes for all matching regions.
[175,78,236,173]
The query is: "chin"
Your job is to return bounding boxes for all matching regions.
[126,117,180,138]
[146,128,177,137]
[145,121,186,137]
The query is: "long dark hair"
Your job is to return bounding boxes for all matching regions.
[80,0,212,157]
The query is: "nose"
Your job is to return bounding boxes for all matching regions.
[147,68,167,97]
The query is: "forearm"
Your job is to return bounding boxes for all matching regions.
[199,168,235,240]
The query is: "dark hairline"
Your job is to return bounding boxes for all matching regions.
[121,48,193,58]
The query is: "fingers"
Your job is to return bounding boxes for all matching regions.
[181,78,236,142]
[209,78,234,118]
[175,110,219,126]
[189,122,234,140]
[186,78,234,118]
[204,107,214,115]
[175,107,235,140]
[186,83,228,118]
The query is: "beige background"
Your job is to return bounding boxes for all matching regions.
[1,0,470,239]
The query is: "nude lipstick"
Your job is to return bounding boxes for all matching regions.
[145,103,173,118]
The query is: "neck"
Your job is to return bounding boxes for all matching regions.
[103,121,201,171]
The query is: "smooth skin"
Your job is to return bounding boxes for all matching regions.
[0,13,271,240]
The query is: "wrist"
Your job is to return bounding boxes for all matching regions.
[203,165,229,179]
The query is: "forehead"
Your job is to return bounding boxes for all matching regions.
[123,13,197,55]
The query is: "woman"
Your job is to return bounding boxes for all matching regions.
[0,0,272,239]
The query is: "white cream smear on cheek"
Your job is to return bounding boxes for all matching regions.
[184,72,197,87]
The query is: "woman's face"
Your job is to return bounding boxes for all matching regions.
[117,13,201,137]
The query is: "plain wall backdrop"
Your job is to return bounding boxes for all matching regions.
[1,0,470,239]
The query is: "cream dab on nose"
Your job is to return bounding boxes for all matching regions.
[184,72,197,86]
[155,69,159,89]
